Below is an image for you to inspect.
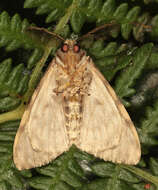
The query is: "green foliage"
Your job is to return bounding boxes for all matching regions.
[24,0,73,23]
[114,43,153,106]
[130,70,158,109]
[0,11,39,51]
[28,147,158,190]
[85,39,137,81]
[24,0,158,41]
[0,11,44,70]
[150,157,158,176]
[0,59,29,112]
[137,100,158,152]
[0,120,32,190]
[138,0,158,4]
[29,146,89,190]
[0,0,158,190]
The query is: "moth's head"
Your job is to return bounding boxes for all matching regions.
[56,39,86,66]
[60,39,81,54]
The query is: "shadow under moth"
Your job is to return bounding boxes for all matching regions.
[13,33,141,170]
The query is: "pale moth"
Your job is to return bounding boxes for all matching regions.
[13,34,141,170]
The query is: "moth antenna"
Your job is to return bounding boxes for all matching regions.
[79,22,152,40]
[27,26,65,41]
[132,22,152,31]
[79,23,116,40]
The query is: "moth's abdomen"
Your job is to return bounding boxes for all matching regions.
[64,100,82,145]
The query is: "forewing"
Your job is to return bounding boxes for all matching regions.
[77,63,141,164]
[13,61,69,170]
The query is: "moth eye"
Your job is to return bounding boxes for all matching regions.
[61,44,69,52]
[73,44,80,53]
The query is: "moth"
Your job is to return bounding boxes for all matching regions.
[13,37,141,170]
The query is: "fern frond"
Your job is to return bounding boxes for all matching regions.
[0,58,29,124]
[147,50,158,69]
[84,39,135,81]
[28,146,158,190]
[0,121,32,190]
[130,70,158,108]
[0,11,44,70]
[137,100,158,150]
[149,157,158,176]
[0,59,29,98]
[27,48,44,69]
[141,0,158,4]
[0,11,42,51]
[114,43,153,106]
[89,40,119,58]
[24,0,73,23]
[23,0,158,42]
[29,146,91,190]
[91,162,158,189]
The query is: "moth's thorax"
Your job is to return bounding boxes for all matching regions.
[54,39,92,99]
[54,40,93,145]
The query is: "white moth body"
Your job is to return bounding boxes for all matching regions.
[13,39,141,170]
